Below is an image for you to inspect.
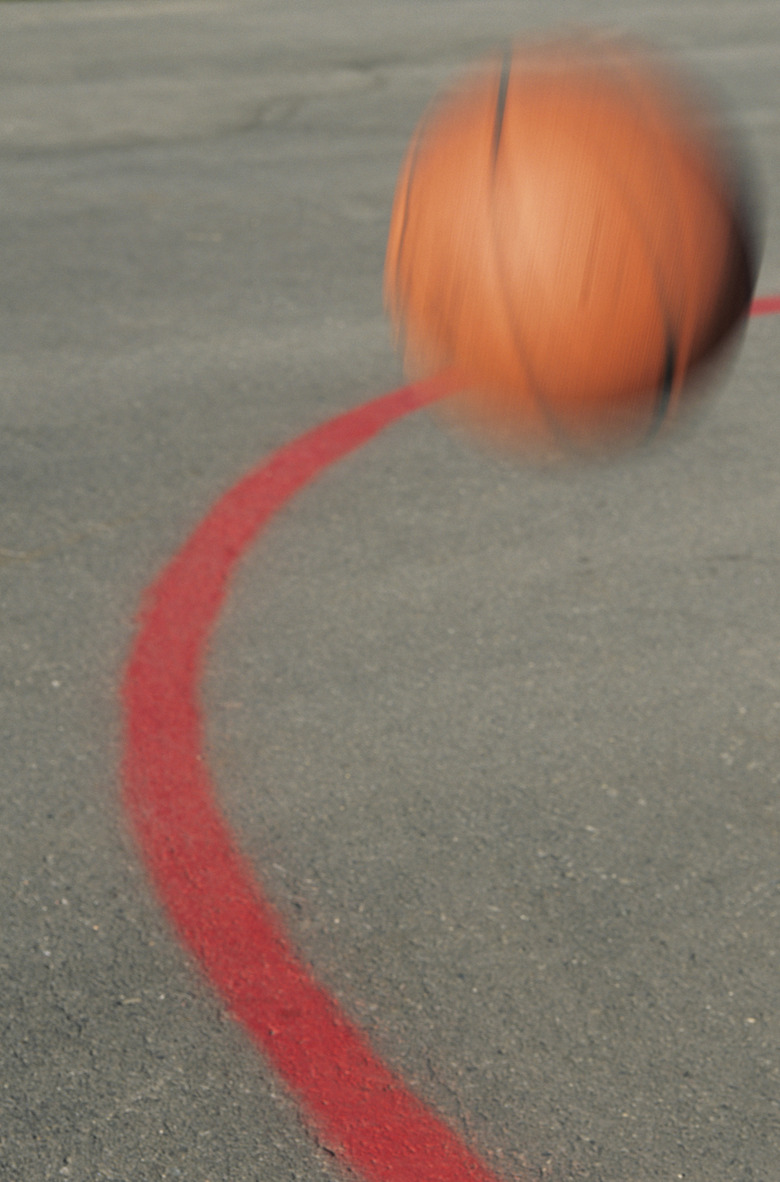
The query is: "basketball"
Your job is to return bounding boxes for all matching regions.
[384,34,757,458]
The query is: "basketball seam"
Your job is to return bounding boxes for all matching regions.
[490,100,683,447]
[578,142,681,435]
[594,48,697,429]
[491,50,512,165]
[607,49,756,368]
[645,337,678,439]
[581,128,680,435]
[486,58,589,456]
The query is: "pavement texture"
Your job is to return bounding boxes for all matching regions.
[1,2,779,1181]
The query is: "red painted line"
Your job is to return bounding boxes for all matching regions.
[751,294,780,316]
[122,297,777,1182]
[121,369,505,1182]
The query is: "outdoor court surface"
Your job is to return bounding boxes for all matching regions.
[1,2,779,1180]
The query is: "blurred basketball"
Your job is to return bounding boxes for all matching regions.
[384,34,757,458]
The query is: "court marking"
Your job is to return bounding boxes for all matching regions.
[752,293,780,315]
[122,300,777,1182]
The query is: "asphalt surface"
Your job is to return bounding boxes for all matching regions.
[1,2,779,1181]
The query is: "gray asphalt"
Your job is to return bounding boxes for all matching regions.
[1,2,779,1180]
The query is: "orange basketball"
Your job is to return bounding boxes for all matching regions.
[384,34,757,458]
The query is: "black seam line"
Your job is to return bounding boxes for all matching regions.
[644,336,678,440]
[488,53,597,458]
[598,50,687,376]
[488,60,584,457]
[488,223,577,457]
[548,46,683,451]
[491,51,512,165]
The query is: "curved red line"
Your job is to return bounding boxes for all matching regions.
[121,370,504,1182]
[122,297,776,1182]
[751,294,780,316]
